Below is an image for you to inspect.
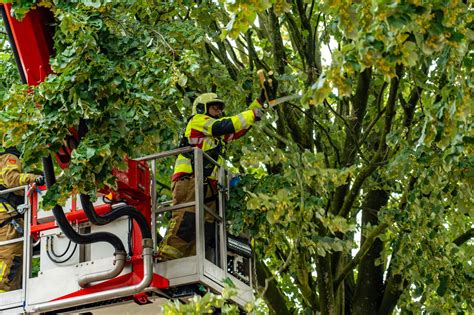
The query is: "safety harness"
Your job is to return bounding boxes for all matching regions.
[0,184,24,210]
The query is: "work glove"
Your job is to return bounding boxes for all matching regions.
[34,175,45,186]
[253,108,265,121]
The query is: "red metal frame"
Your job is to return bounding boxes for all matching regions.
[29,159,151,237]
[52,267,168,301]
[29,192,113,235]
[2,3,168,305]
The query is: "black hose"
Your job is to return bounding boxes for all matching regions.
[42,156,126,253]
[128,218,133,257]
[46,236,78,264]
[50,236,72,258]
[80,194,151,239]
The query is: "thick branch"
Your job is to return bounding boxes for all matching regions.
[377,65,403,154]
[290,104,341,165]
[359,82,388,145]
[256,13,272,41]
[278,104,308,149]
[256,259,293,315]
[295,253,320,311]
[338,66,402,218]
[204,41,224,64]
[216,40,238,80]
[303,105,316,152]
[245,30,269,71]
[208,22,239,80]
[333,222,389,289]
[401,84,422,140]
[338,164,375,218]
[377,175,417,314]
[268,9,287,74]
[224,38,245,69]
[284,13,306,70]
[378,274,407,315]
[453,228,474,246]
[343,68,373,166]
[330,68,372,216]
[313,12,323,75]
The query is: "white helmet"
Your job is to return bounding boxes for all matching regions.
[192,93,225,115]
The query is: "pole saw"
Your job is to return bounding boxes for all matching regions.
[257,69,301,109]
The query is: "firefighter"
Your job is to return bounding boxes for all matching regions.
[0,147,43,292]
[158,87,276,261]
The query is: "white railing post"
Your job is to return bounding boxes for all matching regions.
[218,166,227,271]
[22,185,31,309]
[151,159,157,248]
[194,148,205,273]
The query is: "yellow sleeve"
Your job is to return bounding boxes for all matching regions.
[0,154,36,187]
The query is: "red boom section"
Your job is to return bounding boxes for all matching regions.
[2,4,53,85]
[2,4,76,168]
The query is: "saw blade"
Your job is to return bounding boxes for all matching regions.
[267,94,302,107]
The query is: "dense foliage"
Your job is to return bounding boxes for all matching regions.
[1,0,472,314]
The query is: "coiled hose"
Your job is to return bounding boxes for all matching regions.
[42,156,126,253]
[79,194,151,239]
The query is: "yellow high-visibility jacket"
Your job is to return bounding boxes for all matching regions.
[172,99,261,181]
[0,153,37,212]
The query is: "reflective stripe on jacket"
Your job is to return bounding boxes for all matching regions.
[172,99,261,181]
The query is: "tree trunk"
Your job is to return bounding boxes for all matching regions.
[316,255,335,315]
[378,274,406,315]
[352,188,389,314]
[331,68,372,215]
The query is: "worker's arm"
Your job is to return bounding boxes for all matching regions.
[0,154,38,188]
[189,99,263,140]
[222,99,266,142]
[223,128,250,142]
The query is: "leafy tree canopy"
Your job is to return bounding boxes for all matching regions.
[0,0,472,314]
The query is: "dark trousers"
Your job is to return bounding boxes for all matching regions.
[0,209,22,292]
[158,177,217,260]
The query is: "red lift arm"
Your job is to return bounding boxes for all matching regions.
[1,4,53,85]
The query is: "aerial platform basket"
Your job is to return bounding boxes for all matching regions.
[0,147,253,314]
